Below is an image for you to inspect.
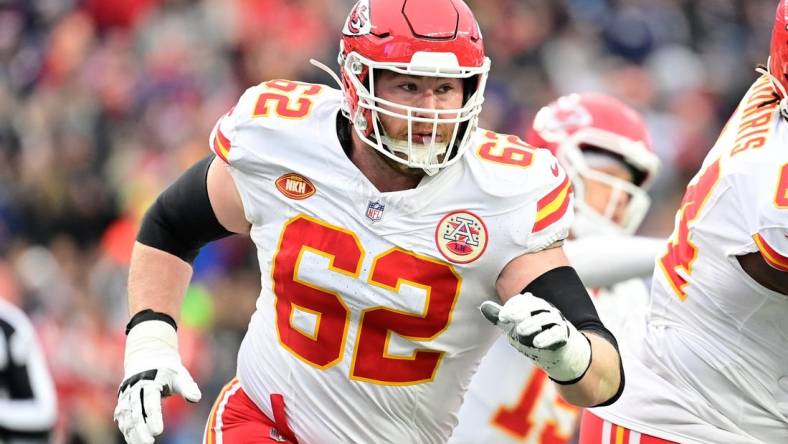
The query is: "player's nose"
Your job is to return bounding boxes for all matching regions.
[415,90,438,111]
[612,195,630,224]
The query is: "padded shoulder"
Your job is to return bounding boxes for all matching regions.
[465,129,564,198]
[465,129,574,252]
[208,79,342,169]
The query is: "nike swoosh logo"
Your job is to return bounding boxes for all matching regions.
[550,163,559,177]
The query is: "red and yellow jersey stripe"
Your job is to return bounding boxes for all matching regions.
[532,175,572,233]
[753,233,788,272]
[210,119,232,164]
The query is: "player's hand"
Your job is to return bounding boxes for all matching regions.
[480,293,591,383]
[114,319,201,444]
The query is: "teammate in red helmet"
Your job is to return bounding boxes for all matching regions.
[452,93,661,444]
[582,2,788,443]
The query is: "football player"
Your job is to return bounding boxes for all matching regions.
[113,1,624,443]
[450,93,661,444]
[582,2,788,443]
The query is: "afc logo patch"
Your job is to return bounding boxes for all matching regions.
[435,210,488,264]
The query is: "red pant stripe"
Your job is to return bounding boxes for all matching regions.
[203,379,298,444]
[205,378,241,444]
[579,411,676,444]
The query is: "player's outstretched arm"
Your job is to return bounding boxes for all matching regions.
[116,156,248,444]
[563,235,665,288]
[485,246,623,407]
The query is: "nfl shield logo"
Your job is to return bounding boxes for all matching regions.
[366,201,385,222]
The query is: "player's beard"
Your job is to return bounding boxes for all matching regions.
[380,121,457,175]
[379,153,426,176]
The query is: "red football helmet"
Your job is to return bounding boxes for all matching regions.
[768,0,788,118]
[526,93,660,235]
[337,0,490,174]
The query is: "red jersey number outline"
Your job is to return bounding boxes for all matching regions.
[659,159,722,300]
[491,370,579,442]
[775,162,788,208]
[477,131,537,168]
[272,214,461,385]
[254,79,322,119]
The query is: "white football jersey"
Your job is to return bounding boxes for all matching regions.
[592,76,788,444]
[208,79,574,443]
[449,267,649,444]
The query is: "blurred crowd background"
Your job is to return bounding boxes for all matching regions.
[0,0,778,442]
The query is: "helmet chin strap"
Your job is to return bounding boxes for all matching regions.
[756,63,788,120]
[310,58,343,89]
[310,58,352,119]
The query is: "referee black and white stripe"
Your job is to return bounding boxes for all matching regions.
[0,298,57,443]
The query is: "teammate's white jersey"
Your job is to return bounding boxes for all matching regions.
[208,79,574,443]
[449,267,649,444]
[593,76,788,444]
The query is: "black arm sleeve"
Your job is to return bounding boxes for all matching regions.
[523,266,618,348]
[523,265,625,406]
[137,155,234,263]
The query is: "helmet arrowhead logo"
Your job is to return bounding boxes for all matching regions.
[343,1,371,36]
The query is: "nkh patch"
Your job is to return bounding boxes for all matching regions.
[435,210,488,264]
[366,200,385,222]
[275,173,316,200]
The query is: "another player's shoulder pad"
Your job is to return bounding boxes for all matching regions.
[209,79,341,165]
[466,129,569,199]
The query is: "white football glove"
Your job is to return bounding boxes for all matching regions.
[114,320,201,444]
[480,292,591,383]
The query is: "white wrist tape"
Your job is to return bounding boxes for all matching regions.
[124,320,180,378]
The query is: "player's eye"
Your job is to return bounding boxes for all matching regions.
[399,82,418,92]
[436,84,455,94]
